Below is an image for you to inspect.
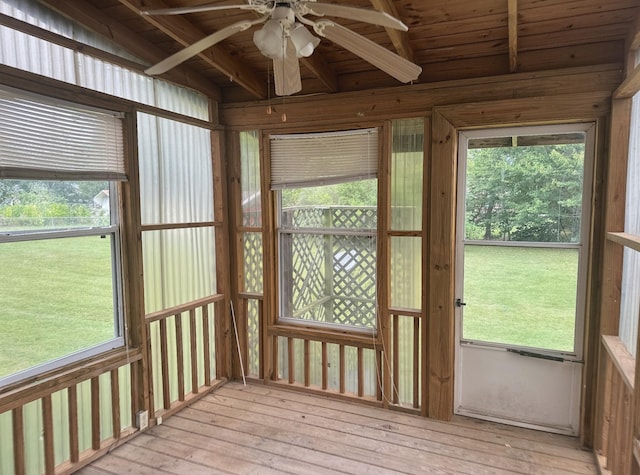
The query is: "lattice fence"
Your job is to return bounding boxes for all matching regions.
[282,206,377,328]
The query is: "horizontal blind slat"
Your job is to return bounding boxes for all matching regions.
[0,85,126,180]
[270,128,378,189]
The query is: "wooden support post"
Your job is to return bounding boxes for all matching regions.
[594,98,633,451]
[421,116,432,417]
[212,129,233,380]
[379,121,392,408]
[427,111,458,421]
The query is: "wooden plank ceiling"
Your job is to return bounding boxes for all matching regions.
[40,0,639,103]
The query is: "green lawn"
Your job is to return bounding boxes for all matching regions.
[462,245,579,352]
[0,238,580,381]
[0,236,116,379]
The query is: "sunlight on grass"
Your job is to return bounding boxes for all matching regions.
[462,245,578,352]
[0,236,115,378]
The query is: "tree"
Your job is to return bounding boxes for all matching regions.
[465,143,584,243]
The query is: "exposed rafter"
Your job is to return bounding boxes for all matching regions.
[508,0,518,72]
[369,0,415,62]
[39,0,222,101]
[117,0,267,99]
[629,8,640,51]
[614,63,640,98]
[301,54,339,92]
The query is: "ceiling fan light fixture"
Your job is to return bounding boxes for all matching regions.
[253,19,285,59]
[289,23,320,58]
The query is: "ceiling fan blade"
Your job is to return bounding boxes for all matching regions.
[304,3,408,31]
[141,3,261,16]
[315,21,421,83]
[273,39,302,96]
[145,19,258,76]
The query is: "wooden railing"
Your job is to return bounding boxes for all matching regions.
[598,335,635,474]
[145,294,225,422]
[0,349,142,474]
[260,307,423,412]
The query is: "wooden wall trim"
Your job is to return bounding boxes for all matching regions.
[593,97,633,453]
[426,112,457,420]
[221,64,622,130]
[434,91,610,127]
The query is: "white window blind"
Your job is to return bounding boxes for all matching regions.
[270,128,378,189]
[0,85,126,180]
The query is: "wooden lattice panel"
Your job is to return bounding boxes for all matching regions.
[243,232,263,293]
[282,207,377,328]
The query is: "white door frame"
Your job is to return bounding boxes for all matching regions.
[453,122,596,435]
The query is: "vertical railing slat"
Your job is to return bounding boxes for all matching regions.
[189,308,199,394]
[111,368,121,439]
[175,313,185,402]
[68,385,79,463]
[12,406,25,475]
[376,349,383,401]
[357,347,364,397]
[392,314,399,404]
[288,337,295,384]
[258,299,264,380]
[159,318,171,410]
[321,342,328,390]
[304,339,310,387]
[42,395,55,475]
[91,376,101,451]
[131,359,143,427]
[339,344,345,394]
[202,304,211,386]
[413,317,420,409]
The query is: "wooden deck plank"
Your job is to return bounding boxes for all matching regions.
[168,412,403,475]
[127,433,282,475]
[219,383,595,464]
[80,382,598,475]
[90,441,230,475]
[192,398,530,475]
[208,386,594,474]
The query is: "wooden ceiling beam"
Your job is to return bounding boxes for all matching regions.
[369,0,415,62]
[117,0,267,99]
[508,0,518,73]
[39,0,222,101]
[614,63,640,98]
[628,8,640,51]
[301,54,339,93]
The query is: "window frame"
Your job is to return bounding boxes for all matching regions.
[275,182,379,334]
[0,180,125,388]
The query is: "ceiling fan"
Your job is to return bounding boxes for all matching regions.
[142,0,422,96]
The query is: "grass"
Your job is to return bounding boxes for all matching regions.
[0,238,580,381]
[462,245,579,352]
[0,236,115,379]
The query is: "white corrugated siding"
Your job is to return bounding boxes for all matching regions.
[619,93,640,357]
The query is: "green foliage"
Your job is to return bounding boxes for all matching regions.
[0,179,108,228]
[282,179,377,208]
[465,143,584,242]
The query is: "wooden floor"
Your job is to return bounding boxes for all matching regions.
[79,382,597,475]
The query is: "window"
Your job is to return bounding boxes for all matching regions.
[271,128,378,330]
[0,85,125,387]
